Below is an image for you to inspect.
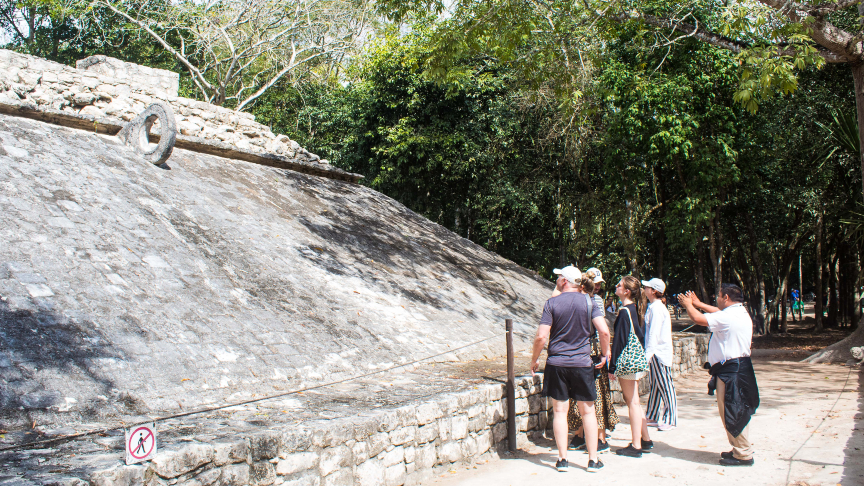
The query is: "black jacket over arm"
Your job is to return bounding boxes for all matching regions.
[708,357,760,438]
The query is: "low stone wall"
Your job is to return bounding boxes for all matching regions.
[0,50,325,165]
[670,333,711,378]
[89,376,549,486]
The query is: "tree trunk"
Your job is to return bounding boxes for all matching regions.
[747,219,767,332]
[815,209,824,332]
[708,211,724,302]
[828,252,839,327]
[851,62,864,202]
[657,225,665,279]
[781,288,788,333]
[696,236,708,301]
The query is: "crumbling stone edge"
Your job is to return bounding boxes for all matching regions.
[87,376,549,486]
[0,99,363,183]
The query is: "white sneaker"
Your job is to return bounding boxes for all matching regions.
[658,423,676,431]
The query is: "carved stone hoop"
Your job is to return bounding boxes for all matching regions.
[117,102,177,165]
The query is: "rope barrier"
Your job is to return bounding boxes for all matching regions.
[0,332,514,453]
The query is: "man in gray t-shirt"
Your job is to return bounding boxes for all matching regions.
[531,265,611,472]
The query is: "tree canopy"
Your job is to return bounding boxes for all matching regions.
[3,0,863,336]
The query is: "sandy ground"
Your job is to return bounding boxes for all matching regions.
[425,358,863,486]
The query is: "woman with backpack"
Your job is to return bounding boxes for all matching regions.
[608,276,653,458]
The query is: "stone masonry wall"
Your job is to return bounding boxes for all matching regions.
[85,337,709,486]
[88,376,549,486]
[0,50,325,164]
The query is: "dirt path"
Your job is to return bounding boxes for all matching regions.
[424,358,863,486]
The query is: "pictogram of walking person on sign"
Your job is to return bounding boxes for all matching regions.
[125,423,157,465]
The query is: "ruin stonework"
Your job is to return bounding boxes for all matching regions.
[0,50,714,485]
[0,50,325,163]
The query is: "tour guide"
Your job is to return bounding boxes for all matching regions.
[530,265,611,473]
[678,284,760,466]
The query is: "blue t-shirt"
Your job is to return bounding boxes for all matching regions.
[539,292,605,367]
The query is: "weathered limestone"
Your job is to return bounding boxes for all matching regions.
[49,377,548,486]
[0,50,326,164]
[116,102,177,165]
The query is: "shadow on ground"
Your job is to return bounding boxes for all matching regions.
[841,367,864,485]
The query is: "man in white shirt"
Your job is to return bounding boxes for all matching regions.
[678,284,759,467]
[642,278,677,431]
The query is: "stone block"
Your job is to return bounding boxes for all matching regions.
[281,429,312,454]
[436,396,459,415]
[275,452,319,476]
[451,415,468,440]
[367,432,389,457]
[466,404,484,419]
[151,443,214,479]
[395,405,417,427]
[527,395,545,414]
[354,459,384,486]
[415,424,438,445]
[415,443,436,470]
[526,414,538,431]
[217,464,249,486]
[376,410,400,433]
[476,430,492,455]
[384,463,406,486]
[402,446,416,464]
[461,435,477,458]
[389,426,416,446]
[380,445,404,467]
[280,471,321,486]
[251,461,276,486]
[214,441,247,466]
[318,445,350,476]
[321,468,352,486]
[436,417,451,442]
[351,441,369,465]
[250,432,280,461]
[538,410,548,430]
[467,415,485,433]
[492,423,507,443]
[437,442,461,464]
[415,403,442,425]
[90,465,146,486]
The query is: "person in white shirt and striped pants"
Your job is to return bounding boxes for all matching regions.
[641,278,677,430]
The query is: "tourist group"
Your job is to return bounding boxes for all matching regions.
[529,266,760,472]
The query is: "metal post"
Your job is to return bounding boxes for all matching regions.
[505,318,516,452]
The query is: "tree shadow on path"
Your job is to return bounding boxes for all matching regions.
[840,367,864,486]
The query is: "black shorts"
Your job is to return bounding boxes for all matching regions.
[542,364,597,402]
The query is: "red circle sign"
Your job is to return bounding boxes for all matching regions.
[127,426,155,460]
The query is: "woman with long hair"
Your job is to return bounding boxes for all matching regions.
[567,270,619,453]
[608,276,653,457]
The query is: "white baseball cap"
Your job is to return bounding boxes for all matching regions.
[553,265,582,284]
[641,278,666,294]
[586,267,604,283]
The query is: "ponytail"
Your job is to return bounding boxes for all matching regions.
[621,275,646,326]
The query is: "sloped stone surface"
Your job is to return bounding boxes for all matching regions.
[0,114,549,430]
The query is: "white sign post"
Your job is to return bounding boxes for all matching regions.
[125,423,157,465]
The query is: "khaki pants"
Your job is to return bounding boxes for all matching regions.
[716,379,753,460]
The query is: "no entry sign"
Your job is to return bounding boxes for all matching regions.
[125,423,157,465]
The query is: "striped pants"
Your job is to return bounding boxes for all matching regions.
[646,356,677,426]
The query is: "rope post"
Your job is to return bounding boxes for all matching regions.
[505,318,516,452]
